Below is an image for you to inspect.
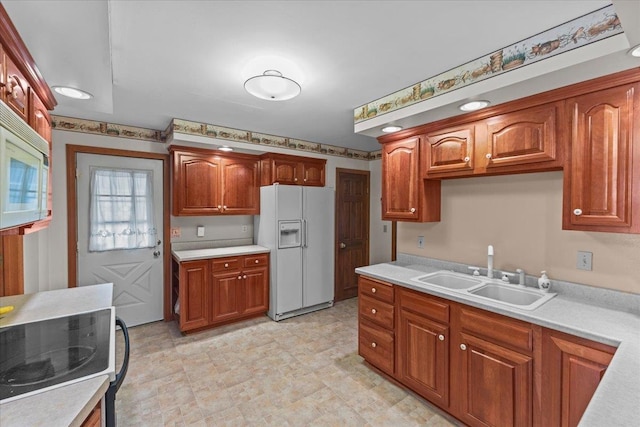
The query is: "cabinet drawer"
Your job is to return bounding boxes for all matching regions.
[244,253,269,267]
[211,257,240,272]
[359,320,394,375]
[358,276,394,303]
[359,294,394,329]
[398,287,449,324]
[459,306,533,353]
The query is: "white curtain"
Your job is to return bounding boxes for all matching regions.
[89,168,157,252]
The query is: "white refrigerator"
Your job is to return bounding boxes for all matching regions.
[255,184,334,321]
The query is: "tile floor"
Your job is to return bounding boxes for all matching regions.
[115,298,461,426]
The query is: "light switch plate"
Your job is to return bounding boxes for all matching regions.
[170,227,181,238]
[577,251,593,271]
[417,236,425,249]
[197,226,205,237]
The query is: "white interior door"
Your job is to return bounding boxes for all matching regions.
[76,153,164,327]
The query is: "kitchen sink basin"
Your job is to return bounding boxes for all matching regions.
[412,271,483,290]
[468,283,556,310]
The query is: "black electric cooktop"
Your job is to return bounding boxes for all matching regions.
[0,309,111,402]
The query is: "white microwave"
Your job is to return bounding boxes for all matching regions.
[0,100,49,230]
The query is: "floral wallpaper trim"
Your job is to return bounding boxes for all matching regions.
[169,118,379,160]
[354,4,623,124]
[52,115,165,142]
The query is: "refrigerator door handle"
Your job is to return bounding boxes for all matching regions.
[302,219,308,248]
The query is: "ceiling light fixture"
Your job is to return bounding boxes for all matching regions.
[218,146,233,152]
[459,100,490,111]
[52,86,93,100]
[244,70,301,101]
[629,44,640,57]
[381,125,403,133]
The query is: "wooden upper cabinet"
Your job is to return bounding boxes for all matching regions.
[259,153,326,186]
[30,91,51,142]
[3,52,29,122]
[424,125,475,177]
[483,101,562,171]
[563,83,639,233]
[170,146,259,216]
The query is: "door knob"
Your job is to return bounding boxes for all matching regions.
[153,250,161,258]
[339,242,346,249]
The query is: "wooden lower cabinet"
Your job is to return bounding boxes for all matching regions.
[174,253,269,333]
[357,275,616,427]
[80,400,102,427]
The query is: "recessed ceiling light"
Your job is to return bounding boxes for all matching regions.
[459,100,490,111]
[629,44,640,57]
[381,125,403,133]
[218,146,233,152]
[244,70,301,101]
[52,86,93,100]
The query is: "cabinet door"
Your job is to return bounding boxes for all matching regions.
[425,126,475,177]
[4,54,29,122]
[382,137,420,220]
[301,160,325,186]
[541,329,615,427]
[221,157,259,214]
[456,332,533,427]
[212,270,242,321]
[563,84,639,233]
[173,152,221,215]
[484,102,561,171]
[359,319,394,375]
[242,266,269,315]
[31,93,52,142]
[397,309,449,409]
[273,159,299,185]
[178,260,210,331]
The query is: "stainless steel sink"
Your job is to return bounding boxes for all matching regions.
[412,271,483,290]
[468,283,556,310]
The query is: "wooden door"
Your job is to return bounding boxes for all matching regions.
[212,270,242,321]
[242,266,269,315]
[541,329,615,427]
[424,126,475,177]
[456,332,533,427]
[221,157,259,214]
[397,308,449,408]
[335,169,369,301]
[563,83,638,233]
[381,137,420,220]
[302,160,326,186]
[179,260,210,331]
[173,152,221,215]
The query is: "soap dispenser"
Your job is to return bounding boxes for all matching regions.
[537,271,551,293]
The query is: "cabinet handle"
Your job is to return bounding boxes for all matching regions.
[485,153,492,159]
[573,208,583,216]
[371,287,377,293]
[410,207,416,213]
[224,263,229,268]
[371,308,377,314]
[438,334,445,341]
[460,344,467,351]
[464,156,470,162]
[243,275,247,279]
[371,342,377,348]
[255,259,259,264]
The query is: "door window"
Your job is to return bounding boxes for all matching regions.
[88,168,156,252]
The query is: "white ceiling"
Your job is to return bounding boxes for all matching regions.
[4,1,640,152]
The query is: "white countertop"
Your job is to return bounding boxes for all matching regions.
[356,262,640,427]
[0,284,115,426]
[172,244,270,262]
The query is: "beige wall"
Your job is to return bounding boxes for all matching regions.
[397,171,640,294]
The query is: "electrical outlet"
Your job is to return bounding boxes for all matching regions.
[242,225,248,233]
[417,236,425,249]
[197,226,205,237]
[577,251,593,271]
[170,227,181,238]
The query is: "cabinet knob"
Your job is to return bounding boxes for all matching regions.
[294,177,298,181]
[217,205,222,209]
[410,207,416,213]
[371,342,377,348]
[371,308,377,314]
[371,287,377,293]
[464,156,470,162]
[224,263,229,268]
[238,276,242,280]
[223,205,227,210]
[460,344,467,351]
[255,259,259,264]
[304,178,307,182]
[438,334,445,341]
[573,208,583,216]
[243,275,247,279]
[486,153,492,159]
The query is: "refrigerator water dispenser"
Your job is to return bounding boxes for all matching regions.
[278,220,301,248]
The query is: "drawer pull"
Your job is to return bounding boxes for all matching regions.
[224,263,229,268]
[438,334,445,341]
[460,344,467,351]
[371,342,377,348]
[237,276,242,280]
[371,287,376,293]
[255,259,259,264]
[371,308,377,314]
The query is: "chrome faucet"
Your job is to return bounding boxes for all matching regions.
[487,245,494,279]
[516,268,526,287]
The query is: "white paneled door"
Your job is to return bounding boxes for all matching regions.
[76,153,164,326]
